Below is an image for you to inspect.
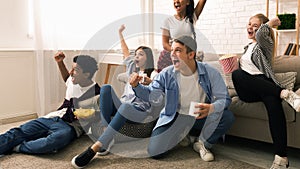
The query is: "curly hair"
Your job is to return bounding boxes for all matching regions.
[73,55,98,79]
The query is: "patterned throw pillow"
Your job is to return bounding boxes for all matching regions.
[275,72,297,90]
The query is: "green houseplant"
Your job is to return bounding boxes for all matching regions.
[277,13,296,30]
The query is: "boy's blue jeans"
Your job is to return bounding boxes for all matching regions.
[0,117,76,154]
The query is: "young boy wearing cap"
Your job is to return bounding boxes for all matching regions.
[130,35,235,162]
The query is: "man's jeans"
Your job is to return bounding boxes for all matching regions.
[147,110,235,158]
[0,117,76,154]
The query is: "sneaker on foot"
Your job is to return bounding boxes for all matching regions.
[270,155,289,169]
[282,89,300,112]
[97,139,114,156]
[71,146,96,169]
[193,140,214,162]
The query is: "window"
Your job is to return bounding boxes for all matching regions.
[34,0,142,50]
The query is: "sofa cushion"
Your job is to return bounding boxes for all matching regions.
[273,55,300,86]
[205,60,235,89]
[229,96,296,122]
[228,88,237,97]
[225,73,234,89]
[275,72,297,90]
[117,72,128,84]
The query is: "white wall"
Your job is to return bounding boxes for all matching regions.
[154,0,299,56]
[1,0,298,53]
[196,0,266,54]
[0,0,34,49]
[0,51,36,120]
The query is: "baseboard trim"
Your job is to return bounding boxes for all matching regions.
[0,113,37,125]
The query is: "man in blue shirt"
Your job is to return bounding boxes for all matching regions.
[130,35,235,162]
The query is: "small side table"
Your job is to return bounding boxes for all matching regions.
[104,63,123,84]
[99,53,125,84]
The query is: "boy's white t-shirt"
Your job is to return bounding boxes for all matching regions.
[44,76,95,118]
[178,71,206,115]
[65,77,95,100]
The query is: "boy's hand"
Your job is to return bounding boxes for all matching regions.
[54,52,65,63]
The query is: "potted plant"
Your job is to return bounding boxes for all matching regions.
[277,13,296,30]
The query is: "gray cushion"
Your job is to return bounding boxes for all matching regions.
[274,55,300,86]
[117,72,128,84]
[229,96,296,122]
[206,60,235,89]
[275,72,297,90]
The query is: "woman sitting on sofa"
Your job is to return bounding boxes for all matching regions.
[71,24,158,168]
[232,13,300,169]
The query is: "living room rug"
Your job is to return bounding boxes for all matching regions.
[0,135,262,169]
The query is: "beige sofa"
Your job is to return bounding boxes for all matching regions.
[204,54,300,149]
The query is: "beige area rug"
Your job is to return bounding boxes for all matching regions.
[0,135,263,169]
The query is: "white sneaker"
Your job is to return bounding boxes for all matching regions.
[96,139,114,156]
[193,140,214,162]
[270,155,289,169]
[281,89,300,112]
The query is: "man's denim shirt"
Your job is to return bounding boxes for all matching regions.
[133,61,231,130]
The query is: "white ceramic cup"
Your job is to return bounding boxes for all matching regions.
[189,101,200,117]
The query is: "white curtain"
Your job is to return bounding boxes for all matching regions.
[30,0,142,116]
[32,0,68,116]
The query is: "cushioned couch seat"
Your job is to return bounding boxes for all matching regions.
[230,96,296,122]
